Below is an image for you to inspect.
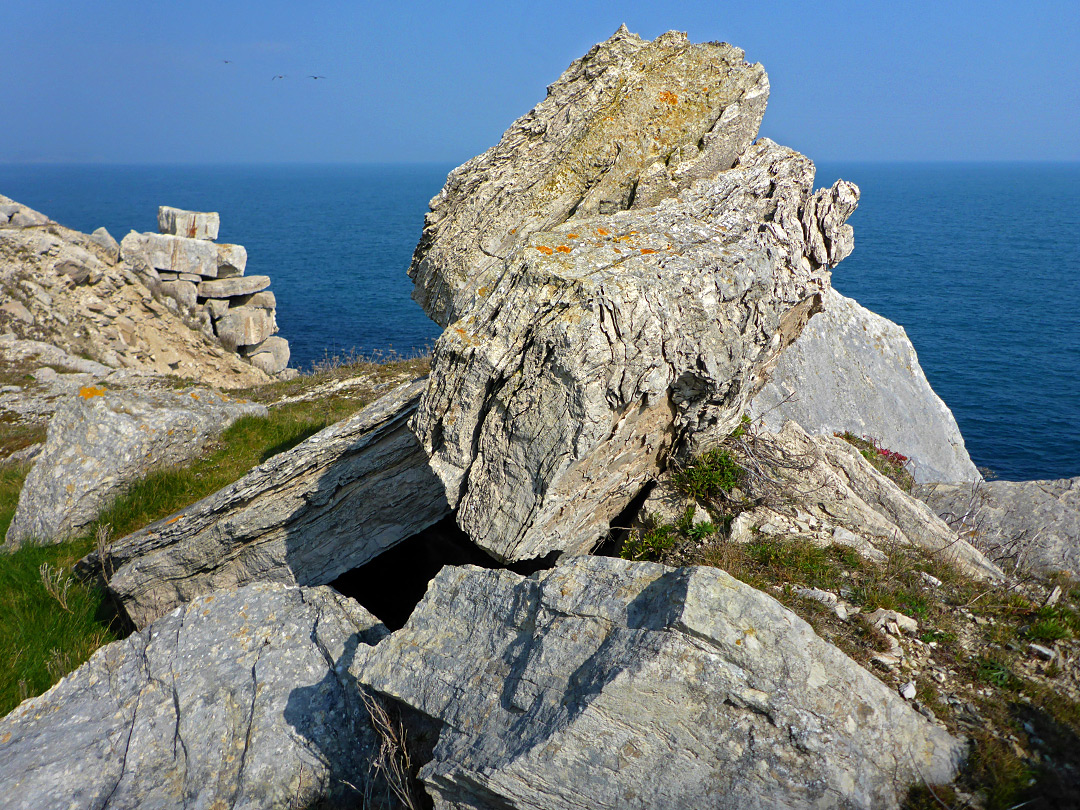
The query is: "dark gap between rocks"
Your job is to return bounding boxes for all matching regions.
[594,483,654,558]
[331,515,560,631]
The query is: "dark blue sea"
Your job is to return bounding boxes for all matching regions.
[0,162,1076,482]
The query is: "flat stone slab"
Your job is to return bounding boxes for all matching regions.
[197,275,270,299]
[243,335,290,375]
[918,476,1080,580]
[748,287,981,484]
[4,385,266,548]
[79,378,450,628]
[157,205,220,240]
[119,232,246,279]
[0,583,393,810]
[357,555,964,809]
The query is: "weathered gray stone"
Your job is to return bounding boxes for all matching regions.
[234,290,276,309]
[918,477,1080,580]
[4,386,266,548]
[216,242,247,275]
[413,136,858,563]
[178,272,202,282]
[157,205,220,240]
[748,288,981,484]
[202,296,230,319]
[0,583,395,810]
[121,231,219,277]
[244,335,290,375]
[643,420,1001,580]
[159,279,198,309]
[1,300,33,324]
[197,274,270,299]
[215,305,276,350]
[9,208,48,228]
[357,555,964,809]
[89,226,120,263]
[410,26,771,327]
[79,378,450,628]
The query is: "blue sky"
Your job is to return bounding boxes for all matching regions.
[3,1,1077,164]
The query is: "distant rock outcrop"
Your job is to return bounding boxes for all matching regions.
[4,385,265,548]
[748,287,981,483]
[120,206,291,375]
[356,555,965,810]
[918,476,1080,580]
[0,194,270,388]
[0,583,394,810]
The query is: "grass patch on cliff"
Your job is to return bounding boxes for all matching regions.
[0,463,29,540]
[0,534,120,717]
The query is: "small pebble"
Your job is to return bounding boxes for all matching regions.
[899,682,917,700]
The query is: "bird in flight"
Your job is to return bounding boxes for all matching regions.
[222,59,232,64]
[272,74,287,80]
[308,75,326,80]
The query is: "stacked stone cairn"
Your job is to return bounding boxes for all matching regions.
[119,206,290,375]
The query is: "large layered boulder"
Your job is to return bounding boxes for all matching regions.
[748,287,981,483]
[409,27,858,564]
[4,386,265,548]
[79,378,450,628]
[918,476,1080,580]
[0,583,395,810]
[413,135,858,563]
[357,555,965,809]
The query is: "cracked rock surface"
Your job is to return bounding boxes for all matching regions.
[81,377,449,628]
[356,555,965,810]
[0,583,392,810]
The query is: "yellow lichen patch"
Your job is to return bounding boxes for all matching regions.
[165,515,183,525]
[78,385,106,399]
[476,286,488,297]
[566,233,579,239]
[190,393,200,400]
[614,248,622,254]
[535,246,554,255]
[596,228,610,237]
[639,248,657,255]
[658,91,678,105]
[555,245,571,254]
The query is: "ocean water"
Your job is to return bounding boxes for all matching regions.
[0,162,1076,482]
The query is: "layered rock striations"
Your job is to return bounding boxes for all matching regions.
[81,377,449,628]
[356,555,964,810]
[0,583,394,810]
[410,33,858,562]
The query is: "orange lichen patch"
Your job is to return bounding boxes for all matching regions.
[604,116,614,122]
[535,245,554,255]
[614,248,622,254]
[165,515,184,525]
[555,245,571,254]
[510,228,517,234]
[454,327,470,341]
[596,228,610,237]
[566,233,579,239]
[476,286,488,298]
[658,91,678,105]
[639,248,657,255]
[78,385,106,399]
